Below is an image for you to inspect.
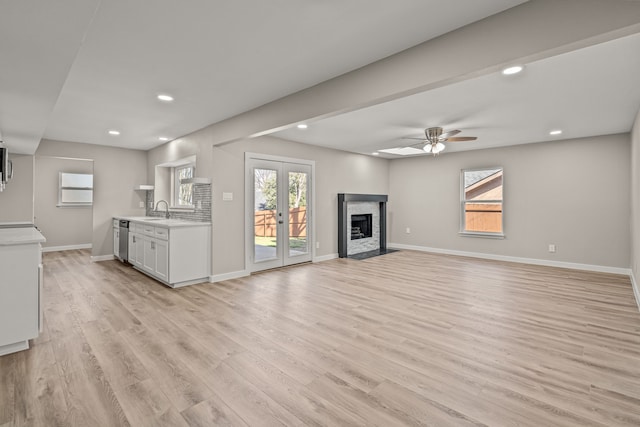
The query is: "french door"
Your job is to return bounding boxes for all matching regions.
[246,156,313,272]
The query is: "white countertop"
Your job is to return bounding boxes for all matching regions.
[0,227,46,246]
[115,216,211,228]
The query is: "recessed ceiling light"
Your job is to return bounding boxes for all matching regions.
[159,137,170,141]
[372,152,380,156]
[157,94,174,102]
[502,65,523,75]
[549,130,563,135]
[108,130,120,136]
[297,124,308,129]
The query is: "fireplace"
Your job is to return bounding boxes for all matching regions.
[351,214,372,240]
[338,193,388,258]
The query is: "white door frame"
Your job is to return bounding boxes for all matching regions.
[245,152,316,273]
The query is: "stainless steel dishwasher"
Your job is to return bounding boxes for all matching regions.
[118,220,129,263]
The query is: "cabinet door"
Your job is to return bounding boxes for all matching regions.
[38,263,43,333]
[113,228,119,258]
[128,233,136,264]
[155,239,169,280]
[134,234,144,267]
[143,238,156,273]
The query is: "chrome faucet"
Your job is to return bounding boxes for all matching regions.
[155,200,170,219]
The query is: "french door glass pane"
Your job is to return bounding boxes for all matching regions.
[254,168,278,262]
[288,171,308,257]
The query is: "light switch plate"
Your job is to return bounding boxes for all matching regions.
[222,192,233,201]
[139,201,145,208]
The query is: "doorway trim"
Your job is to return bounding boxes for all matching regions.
[245,152,316,273]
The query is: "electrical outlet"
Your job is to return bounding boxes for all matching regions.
[548,244,556,253]
[316,241,320,249]
[139,201,145,208]
[406,227,411,234]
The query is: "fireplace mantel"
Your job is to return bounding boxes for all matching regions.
[337,193,388,258]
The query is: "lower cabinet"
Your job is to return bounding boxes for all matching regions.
[155,239,169,281]
[0,237,45,356]
[128,232,137,265]
[143,238,156,272]
[113,227,119,259]
[128,223,210,288]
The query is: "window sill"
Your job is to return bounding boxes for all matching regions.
[459,231,505,239]
[56,204,92,208]
[169,206,195,213]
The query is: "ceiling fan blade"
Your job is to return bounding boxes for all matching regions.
[439,129,461,139]
[445,136,477,142]
[402,137,428,140]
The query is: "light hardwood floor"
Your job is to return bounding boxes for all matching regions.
[1,249,640,426]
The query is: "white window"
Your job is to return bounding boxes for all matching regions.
[174,164,194,207]
[461,167,503,237]
[58,172,93,207]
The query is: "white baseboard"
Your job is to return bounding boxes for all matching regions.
[42,243,92,253]
[313,253,339,263]
[91,254,115,262]
[631,271,640,311]
[210,270,250,283]
[388,243,631,276]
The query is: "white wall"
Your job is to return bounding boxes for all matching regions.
[0,154,34,222]
[36,140,147,257]
[34,156,93,248]
[388,134,630,269]
[630,109,640,285]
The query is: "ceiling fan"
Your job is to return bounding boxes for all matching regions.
[405,127,477,156]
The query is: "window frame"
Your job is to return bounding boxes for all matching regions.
[173,163,195,208]
[57,172,94,207]
[459,166,504,239]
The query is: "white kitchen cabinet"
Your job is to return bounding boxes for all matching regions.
[134,233,144,268]
[126,220,210,288]
[113,227,119,258]
[128,232,137,265]
[0,227,46,356]
[155,239,169,281]
[143,238,156,272]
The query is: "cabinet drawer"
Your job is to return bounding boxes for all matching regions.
[129,223,137,233]
[142,224,155,236]
[154,227,169,240]
[113,219,119,228]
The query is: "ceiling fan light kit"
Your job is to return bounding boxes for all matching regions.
[402,126,477,157]
[423,141,445,155]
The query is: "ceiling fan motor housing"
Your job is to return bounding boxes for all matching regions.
[425,127,443,141]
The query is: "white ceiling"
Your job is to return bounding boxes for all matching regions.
[273,31,640,157]
[0,0,528,155]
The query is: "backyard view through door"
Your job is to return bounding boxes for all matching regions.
[249,158,312,271]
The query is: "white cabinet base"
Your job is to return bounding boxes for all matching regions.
[131,267,208,288]
[124,221,211,288]
[0,340,29,357]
